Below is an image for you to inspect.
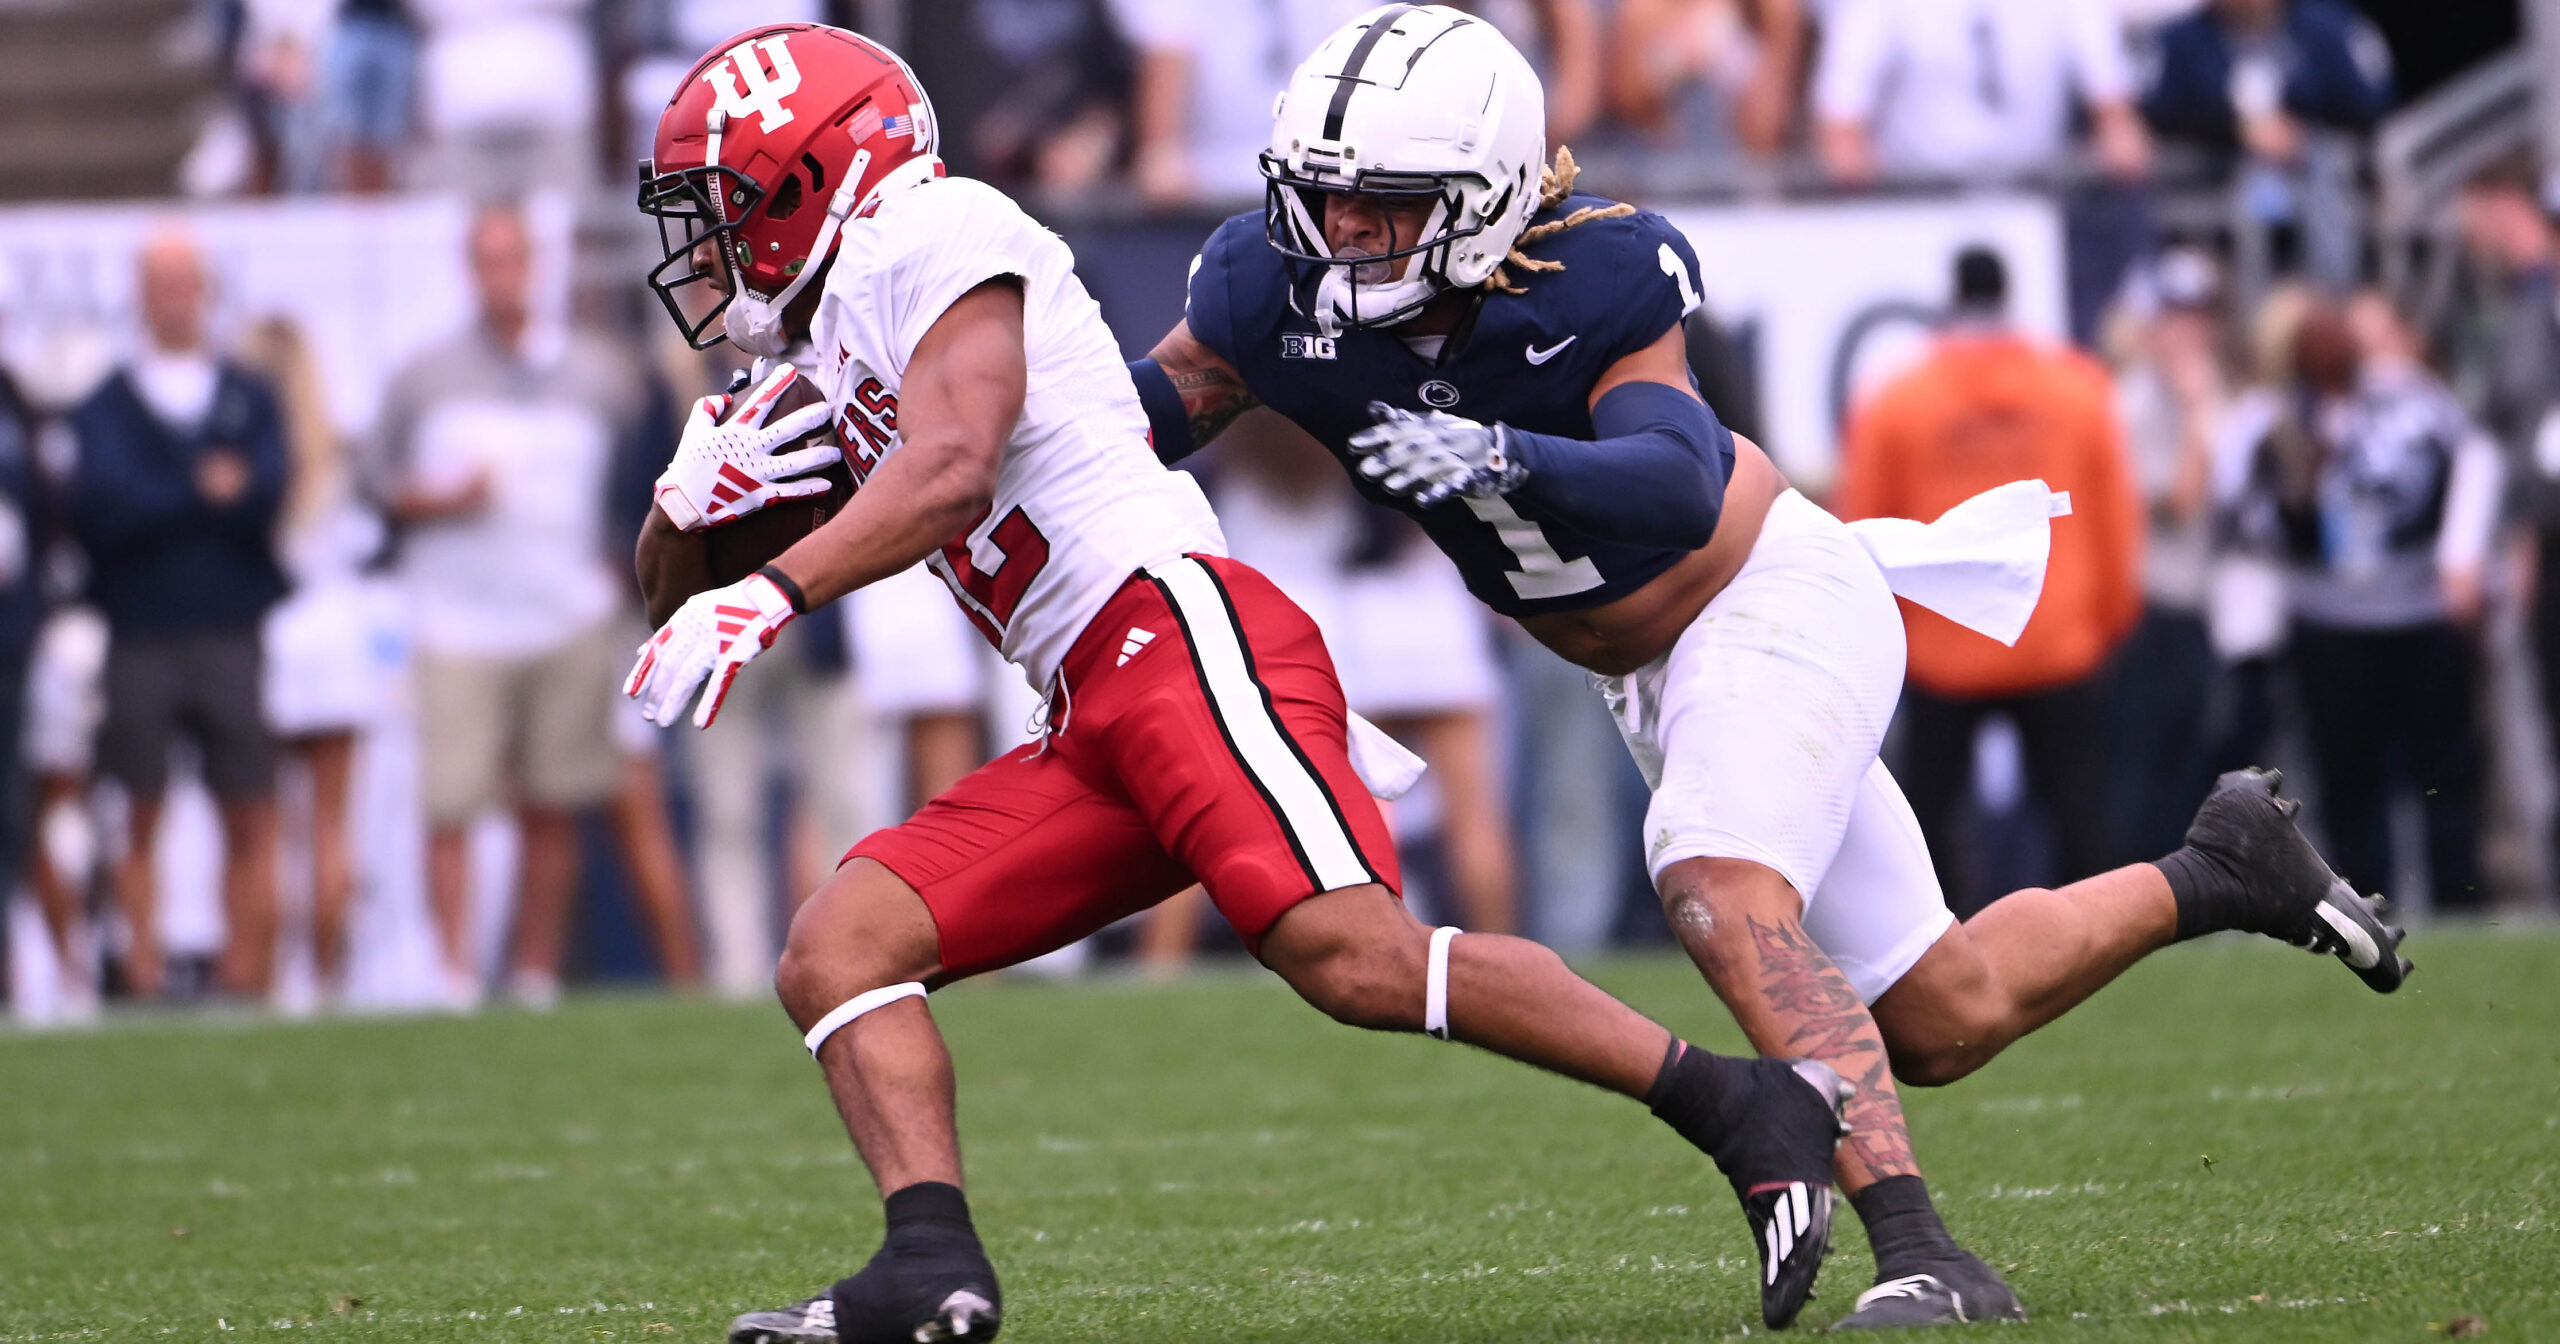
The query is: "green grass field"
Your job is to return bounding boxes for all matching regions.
[4,928,2554,1342]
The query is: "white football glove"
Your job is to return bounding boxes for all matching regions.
[624,571,799,729]
[652,365,840,531]
[1346,401,1527,508]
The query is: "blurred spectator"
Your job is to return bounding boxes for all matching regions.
[1113,0,1600,207]
[1837,246,2143,911]
[644,342,851,1000]
[2199,283,2316,773]
[235,0,334,193]
[0,353,39,1005]
[847,567,999,823]
[593,361,705,996]
[682,613,861,997]
[965,0,1133,197]
[2105,248,2231,859]
[616,1,825,192]
[68,226,290,1000]
[1467,0,1603,148]
[321,0,419,192]
[410,0,597,192]
[23,609,107,1014]
[235,315,378,1005]
[1604,0,1807,168]
[1812,0,2151,186]
[2261,297,2498,909]
[368,204,636,1008]
[1113,0,1373,207]
[2140,0,2393,290]
[2455,154,2560,879]
[2457,154,2560,468]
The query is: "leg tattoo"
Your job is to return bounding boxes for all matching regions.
[1744,915,1920,1186]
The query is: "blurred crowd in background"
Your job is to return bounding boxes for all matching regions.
[0,0,2553,1021]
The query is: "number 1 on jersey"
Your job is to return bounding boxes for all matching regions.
[1466,496,1603,600]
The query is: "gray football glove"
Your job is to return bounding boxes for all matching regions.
[1346,401,1527,508]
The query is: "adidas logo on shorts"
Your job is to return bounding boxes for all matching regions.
[1118,627,1156,666]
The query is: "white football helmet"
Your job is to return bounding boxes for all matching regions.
[1262,4,1546,335]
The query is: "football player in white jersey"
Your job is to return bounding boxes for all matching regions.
[626,24,1857,1342]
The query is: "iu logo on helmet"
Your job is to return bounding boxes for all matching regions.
[702,35,803,133]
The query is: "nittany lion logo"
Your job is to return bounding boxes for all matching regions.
[702,36,803,134]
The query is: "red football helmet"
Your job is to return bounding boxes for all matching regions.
[640,23,942,352]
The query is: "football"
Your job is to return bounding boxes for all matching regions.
[699,372,857,587]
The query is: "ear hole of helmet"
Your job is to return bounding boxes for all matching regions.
[766,173,806,222]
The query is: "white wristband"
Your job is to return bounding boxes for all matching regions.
[804,982,927,1058]
[1424,926,1460,1041]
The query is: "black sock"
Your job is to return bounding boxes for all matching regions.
[1850,1175,1958,1279]
[883,1181,975,1238]
[834,1182,997,1343]
[1643,1038,1738,1147]
[2154,849,2238,942]
[1645,1039,1821,1201]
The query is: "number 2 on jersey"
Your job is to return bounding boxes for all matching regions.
[939,506,1052,645]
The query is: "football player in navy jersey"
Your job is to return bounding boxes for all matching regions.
[1127,5,2411,1328]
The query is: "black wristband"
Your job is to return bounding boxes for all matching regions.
[753,563,808,614]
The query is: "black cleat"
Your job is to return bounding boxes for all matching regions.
[1831,1250,2025,1330]
[1734,1059,1854,1329]
[732,1226,1002,1344]
[728,1287,999,1344]
[729,1297,840,1344]
[2181,768,2412,992]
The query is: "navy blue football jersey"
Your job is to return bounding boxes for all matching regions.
[1185,194,1715,617]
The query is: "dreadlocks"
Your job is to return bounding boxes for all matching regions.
[1484,146,1637,296]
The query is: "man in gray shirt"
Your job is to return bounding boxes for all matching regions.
[368,202,639,1008]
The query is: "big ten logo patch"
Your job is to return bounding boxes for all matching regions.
[836,377,899,482]
[1281,333,1337,360]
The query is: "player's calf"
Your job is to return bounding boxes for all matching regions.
[1261,883,1432,1031]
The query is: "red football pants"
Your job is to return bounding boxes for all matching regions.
[848,555,1402,980]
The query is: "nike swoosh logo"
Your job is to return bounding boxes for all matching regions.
[1525,336,1577,365]
[2314,898,2381,969]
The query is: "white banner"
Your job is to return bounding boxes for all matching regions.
[1658,193,2069,490]
[0,192,574,435]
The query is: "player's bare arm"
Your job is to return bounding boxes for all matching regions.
[771,278,1027,610]
[1144,318,1261,449]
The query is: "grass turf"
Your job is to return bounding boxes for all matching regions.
[2,928,2553,1342]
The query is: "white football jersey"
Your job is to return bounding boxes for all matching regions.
[808,175,1225,688]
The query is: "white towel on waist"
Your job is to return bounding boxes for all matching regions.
[1844,479,2073,647]
[1346,710,1428,800]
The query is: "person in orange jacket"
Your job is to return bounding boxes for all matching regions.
[1836,247,2145,912]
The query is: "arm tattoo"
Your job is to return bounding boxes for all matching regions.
[1745,915,1920,1181]
[1166,363,1259,448]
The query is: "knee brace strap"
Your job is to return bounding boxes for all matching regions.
[805,982,927,1058]
[1424,926,1460,1041]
